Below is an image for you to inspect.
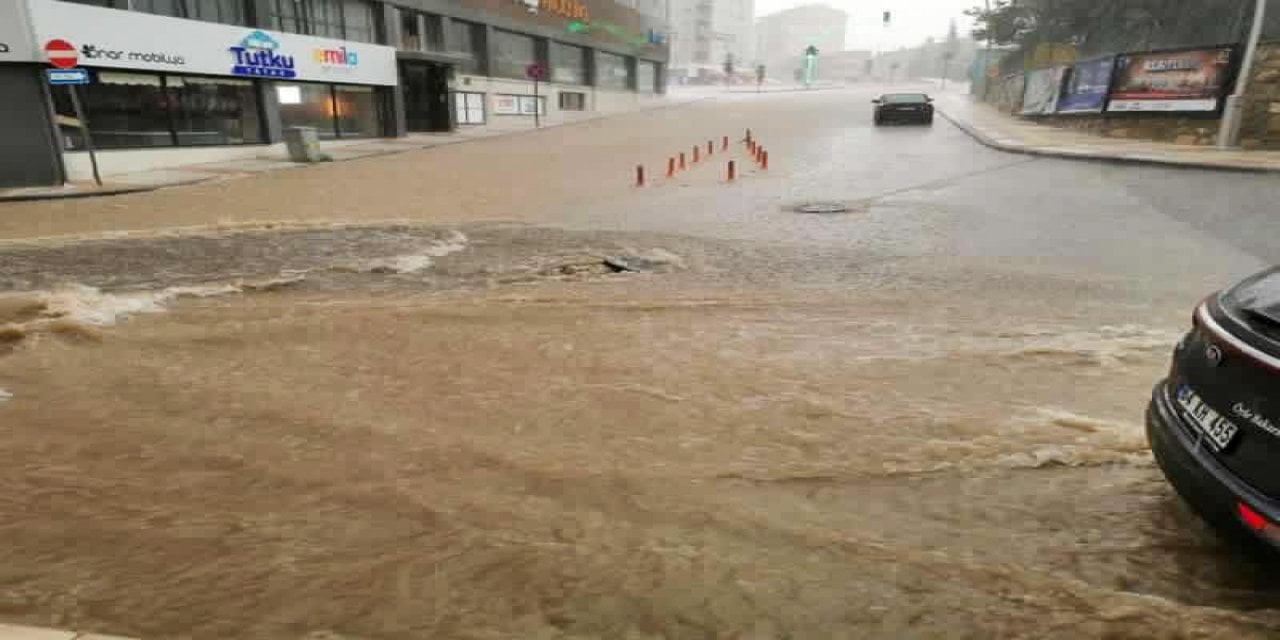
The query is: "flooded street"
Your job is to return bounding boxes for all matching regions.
[5,87,1280,638]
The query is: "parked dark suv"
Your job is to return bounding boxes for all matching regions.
[872,93,934,126]
[1148,267,1280,550]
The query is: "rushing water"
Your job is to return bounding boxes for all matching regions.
[1,222,1278,638]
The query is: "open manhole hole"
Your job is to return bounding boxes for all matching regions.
[795,202,850,214]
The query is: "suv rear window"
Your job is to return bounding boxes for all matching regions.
[882,94,929,104]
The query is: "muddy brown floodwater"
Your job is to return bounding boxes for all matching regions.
[1,222,1279,639]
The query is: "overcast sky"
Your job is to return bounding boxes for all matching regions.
[753,0,981,51]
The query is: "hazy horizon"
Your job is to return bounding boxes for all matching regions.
[753,0,981,52]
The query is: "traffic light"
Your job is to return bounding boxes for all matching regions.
[883,11,891,25]
[805,45,819,57]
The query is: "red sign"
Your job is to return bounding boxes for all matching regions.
[45,39,78,69]
[525,63,547,81]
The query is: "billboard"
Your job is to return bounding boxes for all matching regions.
[1107,47,1235,113]
[1056,56,1115,114]
[1021,67,1064,116]
[27,0,397,85]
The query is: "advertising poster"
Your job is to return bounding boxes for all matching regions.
[1056,56,1115,114]
[1021,67,1064,116]
[1107,47,1235,113]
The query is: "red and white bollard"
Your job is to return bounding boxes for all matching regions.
[707,140,714,156]
[636,165,646,187]
[679,152,686,170]
[745,128,753,145]
[761,150,769,170]
[667,157,676,177]
[727,160,736,182]
[693,145,700,163]
[722,135,729,151]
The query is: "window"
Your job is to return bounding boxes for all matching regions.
[550,43,588,85]
[559,91,586,111]
[53,71,264,150]
[637,61,658,93]
[450,21,484,75]
[596,52,631,90]
[455,92,486,125]
[399,11,444,52]
[271,0,377,42]
[277,83,383,139]
[491,30,537,80]
[493,94,545,116]
[65,0,248,24]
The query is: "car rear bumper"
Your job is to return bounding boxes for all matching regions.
[877,110,931,122]
[1148,379,1280,548]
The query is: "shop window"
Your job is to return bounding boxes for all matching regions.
[52,70,265,150]
[450,21,484,75]
[637,61,658,93]
[558,91,586,111]
[491,29,537,80]
[550,42,587,85]
[169,76,264,145]
[277,83,382,139]
[596,51,631,90]
[454,92,486,125]
[334,85,380,137]
[493,94,545,116]
[271,0,378,42]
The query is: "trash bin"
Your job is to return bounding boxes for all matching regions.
[283,126,322,163]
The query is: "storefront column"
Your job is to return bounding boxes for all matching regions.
[479,25,495,77]
[260,81,284,144]
[584,47,598,87]
[626,55,638,91]
[245,0,273,28]
[381,3,407,137]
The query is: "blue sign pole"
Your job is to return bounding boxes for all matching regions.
[47,68,101,186]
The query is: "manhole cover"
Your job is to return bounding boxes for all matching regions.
[795,202,849,214]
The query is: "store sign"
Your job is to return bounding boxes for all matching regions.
[539,0,589,20]
[494,94,545,116]
[1107,47,1235,113]
[0,0,36,60]
[1056,56,1115,114]
[28,0,397,86]
[230,31,296,78]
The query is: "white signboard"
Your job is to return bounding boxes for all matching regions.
[27,0,398,86]
[0,0,37,61]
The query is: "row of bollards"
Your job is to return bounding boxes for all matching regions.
[635,129,768,187]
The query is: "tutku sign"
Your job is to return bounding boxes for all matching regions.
[26,0,396,85]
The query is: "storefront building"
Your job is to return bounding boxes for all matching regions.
[0,0,668,188]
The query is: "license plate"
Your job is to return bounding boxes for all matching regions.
[1177,385,1240,450]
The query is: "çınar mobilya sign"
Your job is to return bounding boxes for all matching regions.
[27,0,396,86]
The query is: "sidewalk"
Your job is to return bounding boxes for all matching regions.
[934,92,1280,173]
[0,96,701,203]
[0,623,133,640]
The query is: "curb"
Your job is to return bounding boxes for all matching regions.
[0,96,711,204]
[935,106,1280,175]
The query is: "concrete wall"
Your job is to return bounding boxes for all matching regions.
[0,64,64,188]
[1240,41,1280,149]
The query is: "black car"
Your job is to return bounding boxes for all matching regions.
[1148,268,1280,550]
[872,93,934,126]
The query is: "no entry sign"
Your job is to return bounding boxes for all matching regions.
[45,39,78,69]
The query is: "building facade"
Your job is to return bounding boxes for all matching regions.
[754,3,845,82]
[0,0,668,187]
[666,0,751,83]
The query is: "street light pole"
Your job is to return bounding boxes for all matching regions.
[1218,0,1267,149]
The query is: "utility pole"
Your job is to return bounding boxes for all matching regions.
[1218,0,1267,148]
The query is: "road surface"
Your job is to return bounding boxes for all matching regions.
[3,85,1280,638]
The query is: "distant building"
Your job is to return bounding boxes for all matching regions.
[754,4,847,82]
[822,50,874,82]
[668,0,755,83]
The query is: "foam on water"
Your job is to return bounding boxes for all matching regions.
[355,231,469,274]
[0,389,11,403]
